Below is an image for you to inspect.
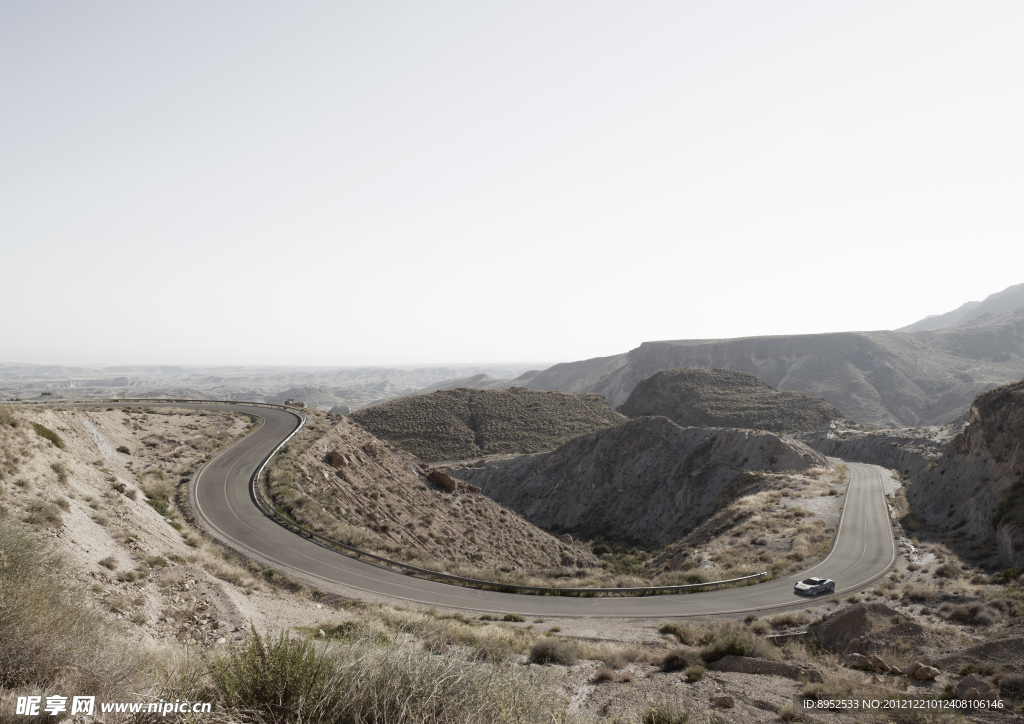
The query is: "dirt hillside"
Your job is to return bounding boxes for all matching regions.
[350,387,626,461]
[454,416,828,545]
[618,367,840,432]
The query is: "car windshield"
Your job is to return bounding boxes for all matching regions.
[800,578,823,585]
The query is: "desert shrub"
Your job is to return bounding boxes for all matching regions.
[684,664,705,681]
[116,445,131,454]
[98,556,117,570]
[141,473,174,517]
[659,622,699,645]
[0,406,17,427]
[50,461,68,483]
[24,500,63,527]
[934,563,961,579]
[938,602,1000,626]
[999,673,1024,701]
[750,620,770,635]
[502,613,526,622]
[661,647,702,672]
[640,707,689,724]
[769,612,809,629]
[31,422,65,449]
[208,627,343,723]
[779,701,801,721]
[529,637,578,666]
[206,627,569,724]
[592,665,616,682]
[699,624,774,663]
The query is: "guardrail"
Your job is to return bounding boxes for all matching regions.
[10,397,768,597]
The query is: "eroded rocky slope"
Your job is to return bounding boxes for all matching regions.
[266,414,597,581]
[454,416,827,545]
[618,367,840,432]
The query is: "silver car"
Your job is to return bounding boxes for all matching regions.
[794,577,835,596]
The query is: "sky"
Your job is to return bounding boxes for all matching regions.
[3,1,1023,366]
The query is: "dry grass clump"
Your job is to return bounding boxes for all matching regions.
[351,387,625,461]
[937,601,1001,626]
[201,627,573,724]
[529,637,579,666]
[768,612,810,629]
[639,706,690,724]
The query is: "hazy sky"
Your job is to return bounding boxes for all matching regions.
[3,2,1023,366]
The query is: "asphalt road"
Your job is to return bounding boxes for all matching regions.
[122,402,897,617]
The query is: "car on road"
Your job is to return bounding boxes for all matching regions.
[794,577,835,596]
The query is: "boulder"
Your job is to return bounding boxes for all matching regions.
[911,665,940,681]
[955,674,997,700]
[869,655,891,673]
[844,653,873,671]
[429,469,457,491]
[326,450,347,468]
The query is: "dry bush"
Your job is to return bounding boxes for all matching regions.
[769,612,809,629]
[659,621,700,645]
[661,647,702,672]
[937,601,1001,626]
[529,638,579,666]
[201,627,573,724]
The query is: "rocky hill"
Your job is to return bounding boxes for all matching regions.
[349,387,626,461]
[519,307,1024,427]
[898,281,1024,332]
[618,368,841,432]
[454,416,827,545]
[266,415,597,580]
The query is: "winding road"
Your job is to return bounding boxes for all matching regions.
[119,402,897,617]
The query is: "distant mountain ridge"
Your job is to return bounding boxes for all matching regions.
[518,307,1024,427]
[897,282,1024,332]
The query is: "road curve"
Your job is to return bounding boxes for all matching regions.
[115,402,897,617]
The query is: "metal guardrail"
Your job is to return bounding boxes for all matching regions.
[11,397,769,596]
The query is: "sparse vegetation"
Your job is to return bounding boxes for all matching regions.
[529,637,579,666]
[31,422,65,449]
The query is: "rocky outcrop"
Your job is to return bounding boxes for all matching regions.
[455,416,827,545]
[618,367,840,432]
[520,307,1024,426]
